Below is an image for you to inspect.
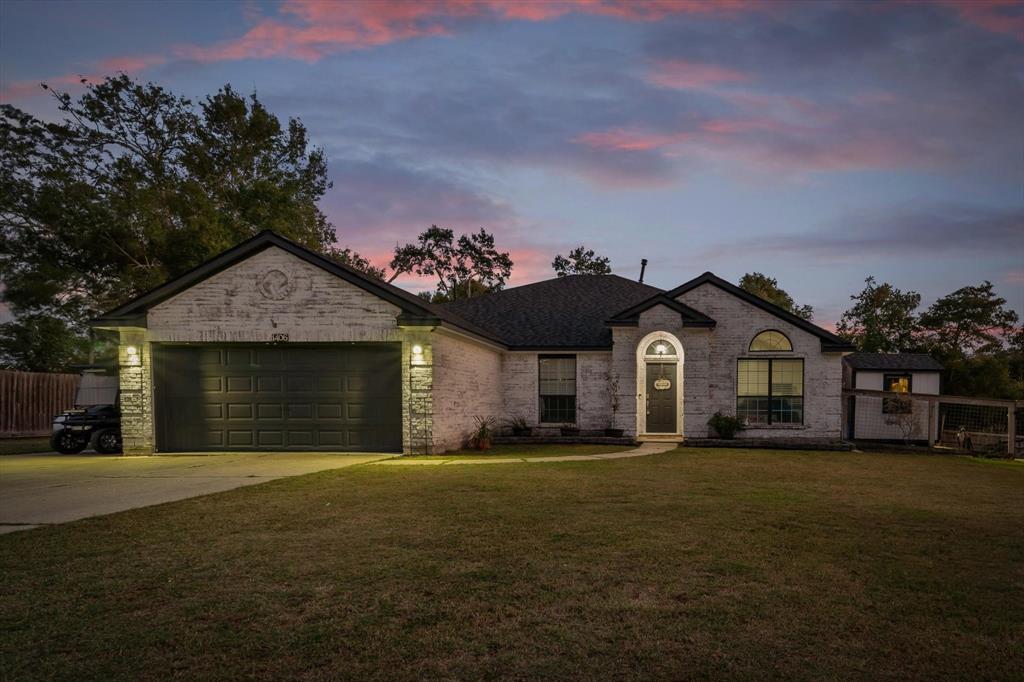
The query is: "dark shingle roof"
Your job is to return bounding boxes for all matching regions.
[843,352,944,371]
[439,275,663,348]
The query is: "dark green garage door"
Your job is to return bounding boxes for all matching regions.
[154,345,402,452]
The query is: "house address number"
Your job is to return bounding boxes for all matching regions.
[272,333,290,342]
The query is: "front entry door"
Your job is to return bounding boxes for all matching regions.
[645,362,677,433]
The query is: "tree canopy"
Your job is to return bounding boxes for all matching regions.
[552,246,611,277]
[917,282,1018,357]
[738,272,813,320]
[836,277,921,353]
[388,226,512,301]
[0,75,339,370]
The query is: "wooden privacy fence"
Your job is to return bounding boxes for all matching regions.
[0,370,80,437]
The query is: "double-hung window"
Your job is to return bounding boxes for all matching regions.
[539,355,576,423]
[736,358,804,425]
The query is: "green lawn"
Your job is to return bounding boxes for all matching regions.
[0,437,52,455]
[2,449,1022,680]
[401,443,635,459]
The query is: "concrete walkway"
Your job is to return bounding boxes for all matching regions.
[0,452,388,534]
[372,441,678,466]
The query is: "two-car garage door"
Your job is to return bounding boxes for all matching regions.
[154,344,402,452]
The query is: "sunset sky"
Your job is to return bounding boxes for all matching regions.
[1,0,1021,326]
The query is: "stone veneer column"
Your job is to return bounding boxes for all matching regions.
[402,330,434,455]
[118,329,155,455]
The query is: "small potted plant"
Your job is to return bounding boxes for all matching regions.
[707,411,745,439]
[604,370,624,437]
[506,415,532,437]
[470,416,496,450]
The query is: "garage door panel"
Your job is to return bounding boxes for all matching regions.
[257,376,283,392]
[155,344,401,452]
[257,403,282,419]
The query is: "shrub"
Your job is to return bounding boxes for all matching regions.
[470,416,496,450]
[708,412,745,439]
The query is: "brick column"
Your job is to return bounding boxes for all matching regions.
[402,331,434,455]
[118,329,155,455]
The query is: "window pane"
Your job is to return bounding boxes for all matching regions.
[737,397,770,425]
[541,395,576,423]
[771,397,804,424]
[539,357,576,396]
[750,330,792,352]
[884,375,910,393]
[645,341,676,356]
[737,360,769,396]
[771,360,803,396]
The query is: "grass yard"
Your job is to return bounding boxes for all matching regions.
[1,449,1022,680]
[0,437,52,456]
[401,443,635,459]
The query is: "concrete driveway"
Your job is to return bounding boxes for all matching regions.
[0,452,390,534]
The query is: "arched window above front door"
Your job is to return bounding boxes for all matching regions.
[645,341,677,358]
[749,330,792,352]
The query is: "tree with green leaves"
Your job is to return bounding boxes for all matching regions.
[330,247,386,280]
[916,282,1021,399]
[738,272,813,320]
[917,281,1019,357]
[388,226,512,300]
[0,75,359,371]
[552,246,611,277]
[836,277,922,353]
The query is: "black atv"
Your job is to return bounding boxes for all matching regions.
[50,404,122,454]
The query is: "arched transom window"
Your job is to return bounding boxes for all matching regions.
[645,340,677,358]
[749,330,792,352]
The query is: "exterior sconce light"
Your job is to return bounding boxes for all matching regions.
[655,344,667,355]
[410,344,426,366]
[125,345,140,366]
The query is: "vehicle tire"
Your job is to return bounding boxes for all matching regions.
[94,428,123,455]
[51,431,88,454]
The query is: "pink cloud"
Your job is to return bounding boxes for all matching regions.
[645,59,749,90]
[573,127,693,152]
[3,0,767,100]
[0,53,168,101]
[180,0,766,64]
[572,104,953,175]
[940,0,1024,39]
[1005,270,1024,285]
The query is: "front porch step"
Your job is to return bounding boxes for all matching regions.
[638,434,684,443]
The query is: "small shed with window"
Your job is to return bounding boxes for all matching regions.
[842,352,943,442]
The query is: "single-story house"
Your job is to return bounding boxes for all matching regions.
[93,231,855,455]
[842,352,943,442]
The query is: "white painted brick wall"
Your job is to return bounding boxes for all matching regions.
[430,331,504,452]
[577,353,613,430]
[676,283,843,439]
[611,315,711,437]
[501,351,613,433]
[502,352,538,425]
[148,247,401,343]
